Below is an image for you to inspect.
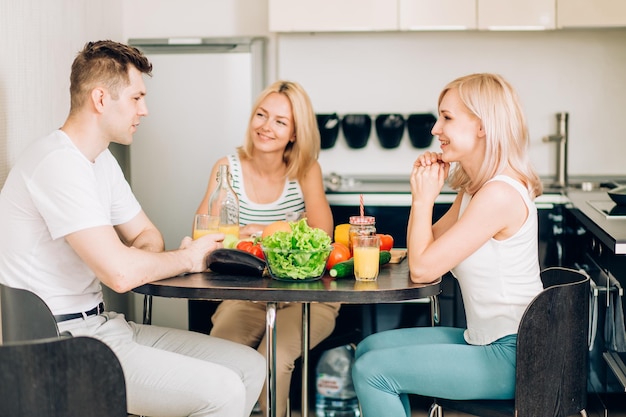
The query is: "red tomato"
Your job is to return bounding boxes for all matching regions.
[377,234,394,251]
[326,242,351,270]
[236,241,254,252]
[249,244,265,260]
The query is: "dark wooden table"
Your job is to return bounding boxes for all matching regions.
[133,260,441,417]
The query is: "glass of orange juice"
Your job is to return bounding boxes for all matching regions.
[218,223,240,240]
[353,235,380,281]
[193,214,219,240]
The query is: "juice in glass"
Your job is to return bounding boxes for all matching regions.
[353,235,380,281]
[193,214,219,240]
[218,224,240,240]
[193,228,213,240]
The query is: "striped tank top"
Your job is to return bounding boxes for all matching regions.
[227,154,305,226]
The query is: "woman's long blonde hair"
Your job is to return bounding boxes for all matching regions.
[238,80,320,181]
[444,73,542,198]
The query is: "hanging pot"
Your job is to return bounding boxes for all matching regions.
[316,113,340,149]
[341,114,371,149]
[375,114,405,149]
[407,113,436,149]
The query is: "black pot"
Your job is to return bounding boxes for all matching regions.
[316,113,340,149]
[608,185,626,206]
[342,114,371,149]
[375,114,405,149]
[407,113,436,148]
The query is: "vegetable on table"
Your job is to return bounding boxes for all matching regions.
[207,248,268,277]
[326,242,351,270]
[236,239,265,260]
[261,219,332,280]
[329,250,392,278]
[377,234,394,251]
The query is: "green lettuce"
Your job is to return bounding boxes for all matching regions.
[261,219,332,279]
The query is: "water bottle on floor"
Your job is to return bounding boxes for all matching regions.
[315,344,361,417]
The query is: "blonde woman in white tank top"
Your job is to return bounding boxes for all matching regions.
[352,74,544,416]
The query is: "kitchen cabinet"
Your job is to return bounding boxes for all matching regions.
[270,0,557,32]
[268,0,397,32]
[557,0,626,28]
[399,0,477,30]
[478,0,555,30]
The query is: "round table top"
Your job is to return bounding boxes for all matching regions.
[133,259,441,304]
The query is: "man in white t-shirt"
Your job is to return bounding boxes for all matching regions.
[0,40,265,417]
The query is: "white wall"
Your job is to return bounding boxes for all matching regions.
[277,30,626,179]
[0,0,127,322]
[0,0,124,184]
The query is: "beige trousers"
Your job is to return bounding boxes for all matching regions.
[210,300,341,417]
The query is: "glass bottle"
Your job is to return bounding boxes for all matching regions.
[208,164,240,240]
[348,216,376,255]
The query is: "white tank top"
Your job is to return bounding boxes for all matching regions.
[451,175,543,345]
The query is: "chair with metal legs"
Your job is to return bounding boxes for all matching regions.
[428,267,590,417]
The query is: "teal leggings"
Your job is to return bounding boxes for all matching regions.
[352,327,517,417]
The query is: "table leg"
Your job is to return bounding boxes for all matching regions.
[143,295,152,325]
[301,303,310,417]
[266,302,277,417]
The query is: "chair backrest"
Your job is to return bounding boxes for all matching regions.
[0,282,60,343]
[0,336,127,417]
[515,267,590,417]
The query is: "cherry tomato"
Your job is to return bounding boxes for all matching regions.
[377,234,394,251]
[249,244,265,260]
[236,241,254,251]
[326,242,351,270]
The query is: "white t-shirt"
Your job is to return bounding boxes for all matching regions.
[451,175,543,345]
[0,130,141,314]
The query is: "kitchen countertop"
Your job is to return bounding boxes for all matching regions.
[325,174,626,254]
[566,189,626,255]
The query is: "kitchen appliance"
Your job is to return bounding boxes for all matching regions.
[127,37,266,328]
[560,201,626,395]
[128,37,265,250]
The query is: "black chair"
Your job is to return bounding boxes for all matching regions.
[428,266,590,417]
[0,336,127,417]
[0,282,61,342]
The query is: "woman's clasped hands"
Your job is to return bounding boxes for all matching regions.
[410,151,450,204]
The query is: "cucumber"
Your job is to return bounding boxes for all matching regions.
[379,250,392,265]
[207,248,268,277]
[329,259,354,278]
[329,251,392,278]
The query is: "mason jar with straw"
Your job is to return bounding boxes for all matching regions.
[348,194,376,255]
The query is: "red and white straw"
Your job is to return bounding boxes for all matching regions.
[360,194,364,217]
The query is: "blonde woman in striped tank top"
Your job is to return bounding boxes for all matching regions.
[196,80,340,417]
